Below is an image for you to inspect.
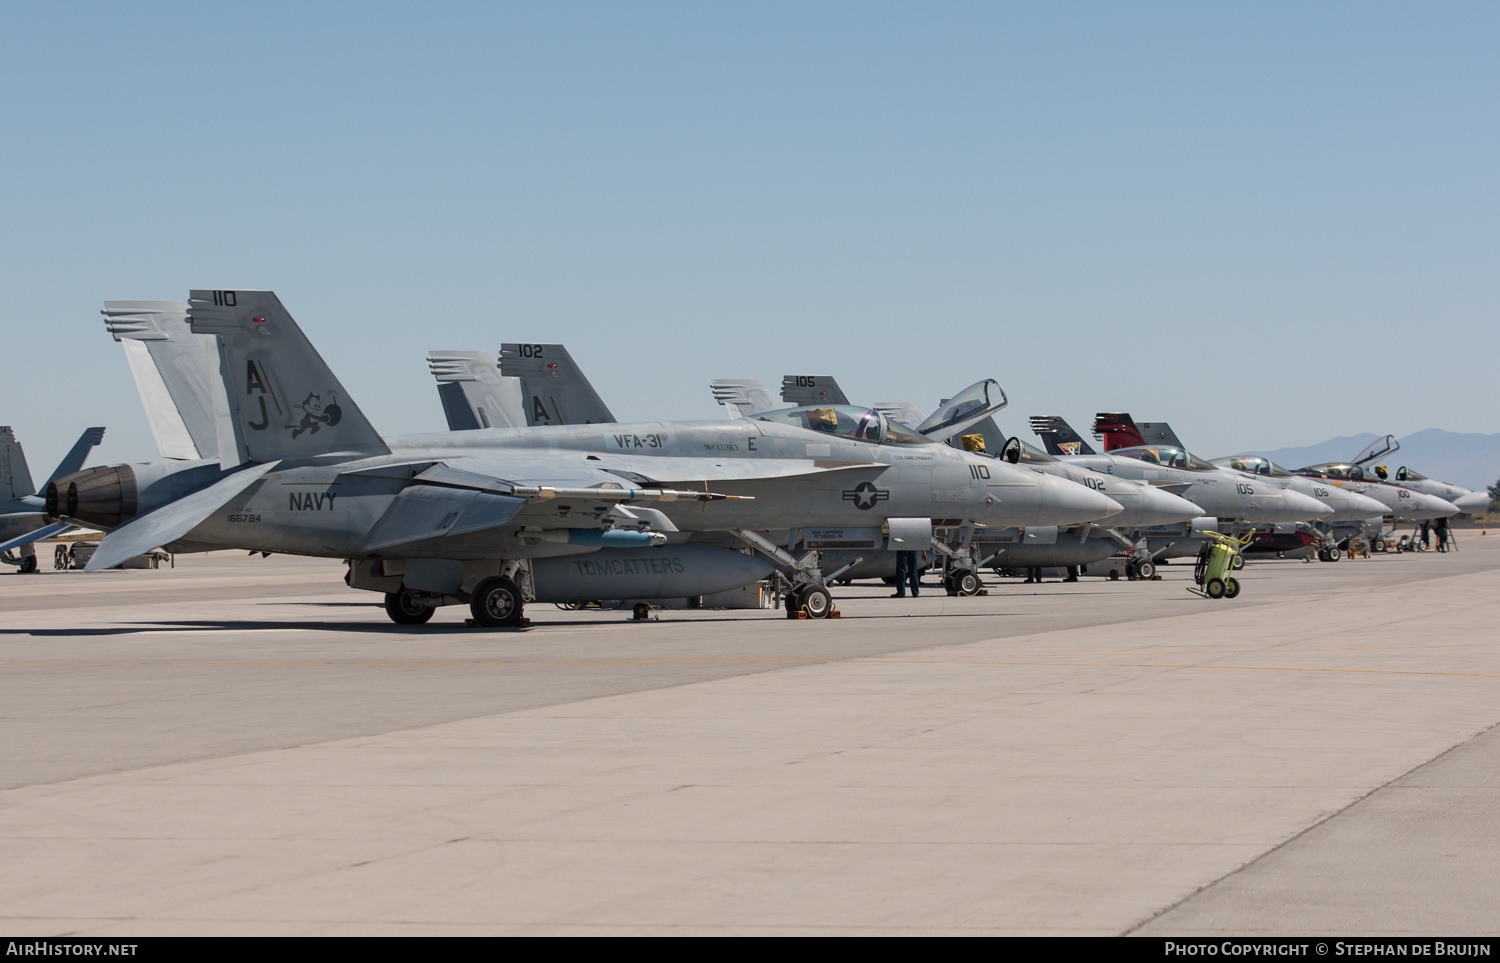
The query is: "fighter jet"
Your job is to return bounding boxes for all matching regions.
[0,425,106,571]
[1084,412,1390,525]
[61,290,1118,627]
[725,375,1206,583]
[1348,435,1490,515]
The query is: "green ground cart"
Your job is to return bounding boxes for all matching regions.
[1188,530,1254,599]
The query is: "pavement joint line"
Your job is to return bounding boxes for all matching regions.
[1118,717,1500,937]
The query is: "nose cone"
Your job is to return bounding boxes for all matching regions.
[1454,491,1490,514]
[1282,489,1334,521]
[1345,492,1391,520]
[1121,485,1205,527]
[1030,473,1121,525]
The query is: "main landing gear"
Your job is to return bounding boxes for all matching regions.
[470,576,527,628]
[384,589,435,625]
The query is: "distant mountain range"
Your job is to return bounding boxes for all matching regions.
[1234,429,1500,492]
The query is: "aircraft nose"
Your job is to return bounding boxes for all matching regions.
[1429,496,1461,518]
[1134,486,1204,527]
[1348,492,1390,518]
[1453,491,1490,514]
[1031,473,1121,525]
[1284,490,1334,520]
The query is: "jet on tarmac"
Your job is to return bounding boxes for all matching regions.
[1349,435,1490,515]
[63,291,1119,626]
[0,425,106,571]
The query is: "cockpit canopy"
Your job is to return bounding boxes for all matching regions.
[1111,445,1218,472]
[1300,462,1364,481]
[1215,455,1293,477]
[756,405,934,446]
[1396,466,1426,482]
[1016,440,1057,464]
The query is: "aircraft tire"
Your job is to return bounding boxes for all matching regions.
[784,585,805,619]
[1316,548,1330,562]
[385,590,435,625]
[1135,561,1156,580]
[470,576,525,628]
[1327,546,1342,562]
[632,602,651,621]
[800,585,833,619]
[954,570,981,597]
[19,555,38,574]
[1205,577,1227,599]
[1224,577,1241,599]
[1372,538,1386,553]
[1231,554,1245,571]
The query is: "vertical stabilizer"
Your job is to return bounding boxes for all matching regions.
[499,344,615,426]
[0,427,36,500]
[1093,413,1147,451]
[428,351,526,430]
[1028,416,1097,456]
[42,427,107,488]
[187,290,389,462]
[711,379,779,419]
[780,375,849,407]
[1135,421,1184,449]
[103,301,220,460]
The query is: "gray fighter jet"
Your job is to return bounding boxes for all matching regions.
[730,375,1206,583]
[1349,435,1489,515]
[0,425,106,570]
[61,290,1118,627]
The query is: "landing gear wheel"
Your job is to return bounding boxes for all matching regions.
[470,576,524,628]
[1230,554,1244,571]
[18,555,38,574]
[953,570,981,597]
[1327,546,1342,562]
[1317,548,1330,562]
[1224,577,1241,599]
[784,585,805,619]
[1205,577,1227,599]
[1135,560,1156,580]
[384,590,435,625]
[799,585,833,619]
[942,574,958,596]
[632,602,651,621]
[1372,538,1386,553]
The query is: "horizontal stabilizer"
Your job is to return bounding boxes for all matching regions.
[917,379,1008,442]
[363,485,526,552]
[0,521,73,555]
[84,461,280,572]
[780,375,849,407]
[711,379,779,419]
[43,427,106,488]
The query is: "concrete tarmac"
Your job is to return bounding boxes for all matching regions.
[1,538,1498,934]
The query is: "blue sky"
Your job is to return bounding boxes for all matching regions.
[2,2,1496,474]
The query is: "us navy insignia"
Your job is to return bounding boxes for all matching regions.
[842,482,889,510]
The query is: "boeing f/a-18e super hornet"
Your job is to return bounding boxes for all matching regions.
[1340,434,1487,516]
[708,375,1204,585]
[441,354,1141,597]
[0,426,106,571]
[62,291,1118,626]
